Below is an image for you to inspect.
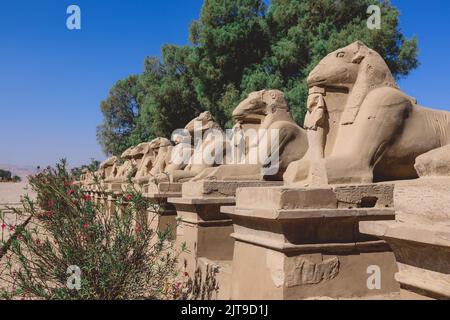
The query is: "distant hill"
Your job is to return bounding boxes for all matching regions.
[0,164,39,181]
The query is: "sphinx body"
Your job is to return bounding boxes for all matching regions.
[131,138,172,185]
[92,156,119,188]
[284,41,450,185]
[105,146,139,184]
[132,142,155,183]
[155,111,227,183]
[192,90,308,181]
[162,133,194,175]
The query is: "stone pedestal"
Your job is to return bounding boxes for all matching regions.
[146,182,183,198]
[106,182,126,193]
[359,177,450,300]
[169,196,236,276]
[140,182,183,242]
[169,180,282,298]
[360,220,450,299]
[222,184,400,300]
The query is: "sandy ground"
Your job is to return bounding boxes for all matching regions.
[0,183,35,206]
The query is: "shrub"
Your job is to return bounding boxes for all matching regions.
[0,170,12,182]
[0,160,182,300]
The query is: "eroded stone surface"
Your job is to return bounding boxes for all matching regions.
[415,145,450,177]
[284,41,450,185]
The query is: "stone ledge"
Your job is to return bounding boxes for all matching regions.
[169,197,236,205]
[182,180,283,198]
[144,192,182,199]
[360,221,450,248]
[146,182,182,194]
[360,219,450,299]
[396,263,450,300]
[231,232,389,253]
[235,184,394,211]
[226,207,395,221]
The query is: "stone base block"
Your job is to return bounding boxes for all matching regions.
[223,184,399,300]
[235,183,394,210]
[182,180,282,199]
[360,220,450,299]
[229,241,398,300]
[139,207,178,242]
[146,182,183,198]
[170,197,236,276]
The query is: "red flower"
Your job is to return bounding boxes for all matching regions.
[83,223,89,229]
[67,189,75,195]
[35,239,41,246]
[125,194,133,201]
[135,226,142,233]
[83,195,92,202]
[1,223,6,230]
[47,200,54,207]
[46,211,54,217]
[9,225,15,232]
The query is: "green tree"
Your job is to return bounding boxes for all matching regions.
[97,0,419,154]
[186,0,418,126]
[0,170,12,182]
[138,46,202,139]
[188,0,271,127]
[97,75,141,155]
[70,158,101,180]
[256,0,419,123]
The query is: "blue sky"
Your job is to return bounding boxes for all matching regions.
[0,0,449,167]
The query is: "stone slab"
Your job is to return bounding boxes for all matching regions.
[146,182,183,195]
[360,219,450,299]
[181,180,282,199]
[235,183,394,211]
[169,197,236,205]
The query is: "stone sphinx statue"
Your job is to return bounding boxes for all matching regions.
[163,132,194,175]
[105,146,138,183]
[79,168,92,186]
[192,89,308,181]
[129,142,152,169]
[132,138,170,184]
[98,156,118,181]
[284,41,450,185]
[155,111,226,183]
[147,137,173,177]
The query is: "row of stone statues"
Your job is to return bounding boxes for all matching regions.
[80,41,450,188]
[77,41,450,300]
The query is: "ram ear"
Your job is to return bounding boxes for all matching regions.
[351,41,368,64]
[352,54,365,64]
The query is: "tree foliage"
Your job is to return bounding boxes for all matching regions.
[97,0,419,156]
[0,170,21,183]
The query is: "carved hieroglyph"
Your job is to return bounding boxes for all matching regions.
[284,41,450,185]
[192,90,308,181]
